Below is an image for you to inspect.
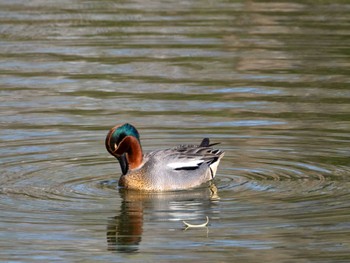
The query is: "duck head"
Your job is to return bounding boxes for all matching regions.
[105,123,143,175]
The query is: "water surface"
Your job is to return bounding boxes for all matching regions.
[1,0,350,262]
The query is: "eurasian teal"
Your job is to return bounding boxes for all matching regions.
[105,123,224,191]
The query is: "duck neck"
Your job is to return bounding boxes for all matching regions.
[116,136,143,170]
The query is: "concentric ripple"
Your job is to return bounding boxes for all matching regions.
[1,133,349,202]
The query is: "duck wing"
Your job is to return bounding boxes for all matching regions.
[151,138,224,173]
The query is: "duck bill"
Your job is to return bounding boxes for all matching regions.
[117,153,129,175]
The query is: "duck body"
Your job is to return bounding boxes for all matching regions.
[105,123,224,191]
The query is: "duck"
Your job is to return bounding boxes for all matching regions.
[105,123,224,191]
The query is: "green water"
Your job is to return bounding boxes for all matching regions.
[1,1,349,262]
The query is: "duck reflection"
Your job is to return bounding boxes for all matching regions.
[106,183,219,253]
[106,195,143,253]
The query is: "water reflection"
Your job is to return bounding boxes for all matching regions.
[107,184,219,253]
[107,193,143,253]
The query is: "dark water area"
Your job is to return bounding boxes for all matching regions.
[1,0,350,262]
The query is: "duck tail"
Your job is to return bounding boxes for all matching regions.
[199,138,221,147]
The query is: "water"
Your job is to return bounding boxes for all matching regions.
[1,0,350,262]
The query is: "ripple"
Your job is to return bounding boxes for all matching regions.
[0,172,110,202]
[217,151,350,199]
[1,137,348,204]
[0,144,114,204]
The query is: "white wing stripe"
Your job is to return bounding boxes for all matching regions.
[167,160,204,169]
